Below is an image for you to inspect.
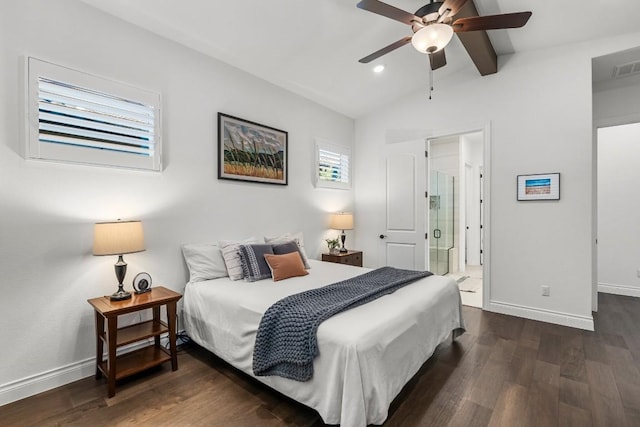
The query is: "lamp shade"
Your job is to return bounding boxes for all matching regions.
[330,213,354,230]
[411,23,454,54]
[93,220,145,256]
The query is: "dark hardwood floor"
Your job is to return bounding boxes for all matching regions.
[2,292,639,426]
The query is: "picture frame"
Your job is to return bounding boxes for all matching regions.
[517,173,560,201]
[132,272,152,294]
[218,113,288,185]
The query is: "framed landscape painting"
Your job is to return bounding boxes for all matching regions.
[517,173,560,201]
[218,113,288,185]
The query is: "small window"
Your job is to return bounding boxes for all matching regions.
[315,139,351,189]
[25,57,162,171]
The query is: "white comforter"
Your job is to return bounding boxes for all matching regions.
[182,260,464,427]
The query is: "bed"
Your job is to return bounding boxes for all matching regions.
[182,259,464,427]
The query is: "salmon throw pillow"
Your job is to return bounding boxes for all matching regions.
[264,251,309,282]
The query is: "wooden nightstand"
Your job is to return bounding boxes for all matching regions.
[87,286,182,397]
[321,250,363,267]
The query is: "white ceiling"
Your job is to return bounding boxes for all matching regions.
[79,0,640,118]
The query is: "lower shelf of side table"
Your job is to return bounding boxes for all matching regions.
[113,320,169,347]
[98,346,171,380]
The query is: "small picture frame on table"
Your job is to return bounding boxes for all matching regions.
[517,173,560,201]
[132,272,152,294]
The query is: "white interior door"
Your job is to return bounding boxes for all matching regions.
[380,140,427,270]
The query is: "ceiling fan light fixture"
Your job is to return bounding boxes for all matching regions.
[411,23,453,54]
[373,64,385,73]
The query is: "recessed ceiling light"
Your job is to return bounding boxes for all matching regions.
[373,64,385,73]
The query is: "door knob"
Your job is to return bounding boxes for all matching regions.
[379,234,387,239]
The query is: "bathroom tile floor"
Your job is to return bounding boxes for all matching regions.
[447,264,483,308]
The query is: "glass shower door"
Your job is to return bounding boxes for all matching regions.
[429,171,454,274]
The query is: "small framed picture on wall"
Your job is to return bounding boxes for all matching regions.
[517,173,560,201]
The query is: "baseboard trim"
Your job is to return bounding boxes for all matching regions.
[0,356,95,407]
[487,300,594,331]
[0,335,176,407]
[598,282,640,297]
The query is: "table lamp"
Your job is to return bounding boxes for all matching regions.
[330,212,354,253]
[93,220,145,301]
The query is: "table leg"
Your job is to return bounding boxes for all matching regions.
[94,312,104,379]
[153,306,161,348]
[107,316,117,398]
[166,301,178,371]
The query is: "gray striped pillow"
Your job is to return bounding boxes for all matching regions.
[238,244,274,282]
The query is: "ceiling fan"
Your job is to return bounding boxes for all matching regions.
[357,0,532,75]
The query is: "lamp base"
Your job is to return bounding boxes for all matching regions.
[110,289,131,301]
[110,256,131,301]
[340,229,347,253]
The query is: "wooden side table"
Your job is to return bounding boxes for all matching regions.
[87,286,182,397]
[321,250,363,267]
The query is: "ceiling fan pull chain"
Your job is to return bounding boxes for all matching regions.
[428,59,434,100]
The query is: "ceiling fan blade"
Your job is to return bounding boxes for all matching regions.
[438,0,470,20]
[452,12,532,32]
[359,36,412,63]
[357,0,420,25]
[429,49,447,70]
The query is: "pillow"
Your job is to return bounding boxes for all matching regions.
[272,241,309,268]
[219,237,260,281]
[272,241,298,254]
[181,243,228,282]
[264,232,311,269]
[238,244,274,282]
[264,252,309,282]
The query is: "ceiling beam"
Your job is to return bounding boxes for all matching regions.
[454,0,497,75]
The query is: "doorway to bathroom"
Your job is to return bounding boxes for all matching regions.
[429,132,484,308]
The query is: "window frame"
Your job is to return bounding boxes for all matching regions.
[24,57,162,172]
[315,138,351,190]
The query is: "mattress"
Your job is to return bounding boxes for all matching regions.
[182,259,464,427]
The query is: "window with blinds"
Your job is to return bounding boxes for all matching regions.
[315,139,351,189]
[26,57,162,171]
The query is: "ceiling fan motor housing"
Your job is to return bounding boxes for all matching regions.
[414,2,443,23]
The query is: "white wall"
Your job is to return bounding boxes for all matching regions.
[594,81,640,126]
[0,0,354,404]
[597,123,640,297]
[354,31,640,330]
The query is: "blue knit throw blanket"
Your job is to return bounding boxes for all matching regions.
[252,266,433,381]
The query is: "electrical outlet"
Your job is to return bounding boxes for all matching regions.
[541,285,550,296]
[637,269,640,278]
